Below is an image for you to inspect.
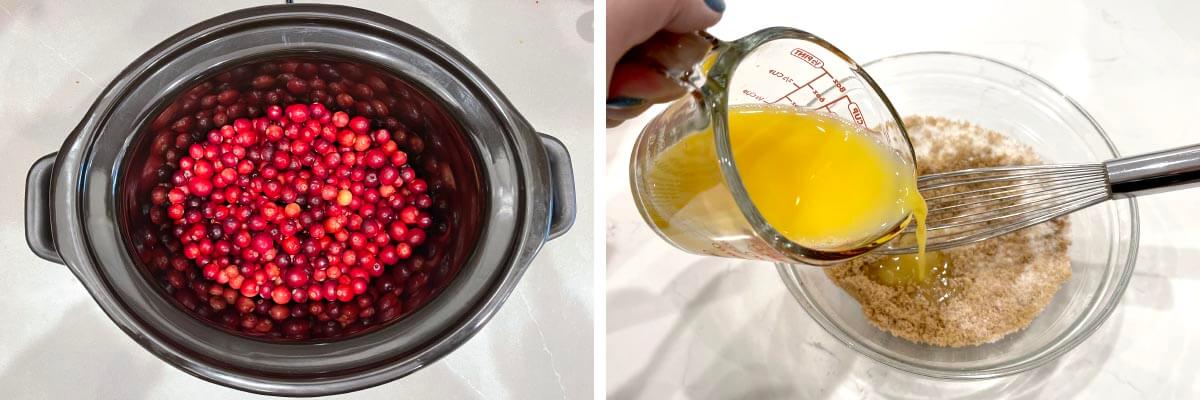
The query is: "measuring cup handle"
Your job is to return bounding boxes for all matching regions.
[605,30,723,112]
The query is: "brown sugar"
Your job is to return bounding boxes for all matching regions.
[824,116,1072,347]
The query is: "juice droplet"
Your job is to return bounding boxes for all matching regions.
[907,179,930,280]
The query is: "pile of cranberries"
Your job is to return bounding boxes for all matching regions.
[140,95,453,339]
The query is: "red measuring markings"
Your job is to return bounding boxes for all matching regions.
[790,48,824,68]
[764,70,828,105]
[763,68,856,115]
[848,102,865,125]
[748,55,867,127]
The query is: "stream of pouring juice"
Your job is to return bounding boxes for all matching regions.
[643,105,932,279]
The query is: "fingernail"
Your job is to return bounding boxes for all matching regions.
[704,0,725,13]
[606,97,644,108]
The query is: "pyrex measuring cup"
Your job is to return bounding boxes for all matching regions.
[628,27,914,266]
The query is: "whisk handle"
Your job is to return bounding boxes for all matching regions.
[1105,144,1200,197]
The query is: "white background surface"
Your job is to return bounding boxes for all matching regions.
[607,0,1200,398]
[0,1,593,399]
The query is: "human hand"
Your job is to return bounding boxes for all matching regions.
[606,0,724,127]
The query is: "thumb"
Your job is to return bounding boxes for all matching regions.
[606,0,724,83]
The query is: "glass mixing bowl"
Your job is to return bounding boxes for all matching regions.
[776,52,1139,379]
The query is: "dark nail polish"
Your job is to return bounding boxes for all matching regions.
[704,0,725,13]
[606,97,644,108]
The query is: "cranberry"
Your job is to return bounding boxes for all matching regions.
[147,93,448,339]
[307,284,324,302]
[281,236,302,255]
[266,104,284,120]
[335,284,355,302]
[310,103,329,120]
[351,278,369,295]
[378,167,399,186]
[284,268,309,288]
[188,178,213,197]
[395,243,413,259]
[391,151,408,167]
[291,287,309,304]
[286,104,309,122]
[363,150,386,169]
[193,160,214,178]
[378,247,399,265]
[284,202,302,218]
[399,206,420,224]
[337,189,353,206]
[398,166,415,181]
[241,281,259,297]
[408,178,428,193]
[167,188,187,204]
[282,318,311,338]
[405,229,426,246]
[372,129,390,145]
[271,286,292,305]
[348,116,370,134]
[331,111,350,128]
[353,135,372,152]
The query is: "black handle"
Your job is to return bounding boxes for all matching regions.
[26,153,63,264]
[538,134,576,240]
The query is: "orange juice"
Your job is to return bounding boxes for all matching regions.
[642,105,933,280]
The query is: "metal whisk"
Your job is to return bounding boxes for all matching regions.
[879,144,1200,254]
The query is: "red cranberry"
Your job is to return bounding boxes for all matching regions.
[405,230,425,246]
[266,105,284,120]
[291,287,309,303]
[408,179,428,193]
[299,285,320,304]
[167,188,187,204]
[193,160,214,178]
[150,95,450,339]
[348,116,370,134]
[282,318,311,338]
[331,111,350,128]
[335,284,355,302]
[391,151,408,167]
[240,281,259,297]
[364,150,386,169]
[351,278,368,295]
[309,103,329,119]
[399,206,420,224]
[371,129,390,144]
[281,236,302,255]
[353,135,372,152]
[271,286,292,304]
[188,178,213,197]
[286,104,309,123]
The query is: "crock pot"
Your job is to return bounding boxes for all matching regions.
[23,4,575,396]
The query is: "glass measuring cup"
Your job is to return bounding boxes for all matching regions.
[628,27,915,265]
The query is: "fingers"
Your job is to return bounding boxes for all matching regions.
[631,31,713,76]
[606,0,723,127]
[606,32,713,126]
[662,0,724,33]
[608,62,688,106]
[606,0,724,83]
[604,99,652,127]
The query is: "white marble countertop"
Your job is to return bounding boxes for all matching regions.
[0,1,592,399]
[607,0,1200,398]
